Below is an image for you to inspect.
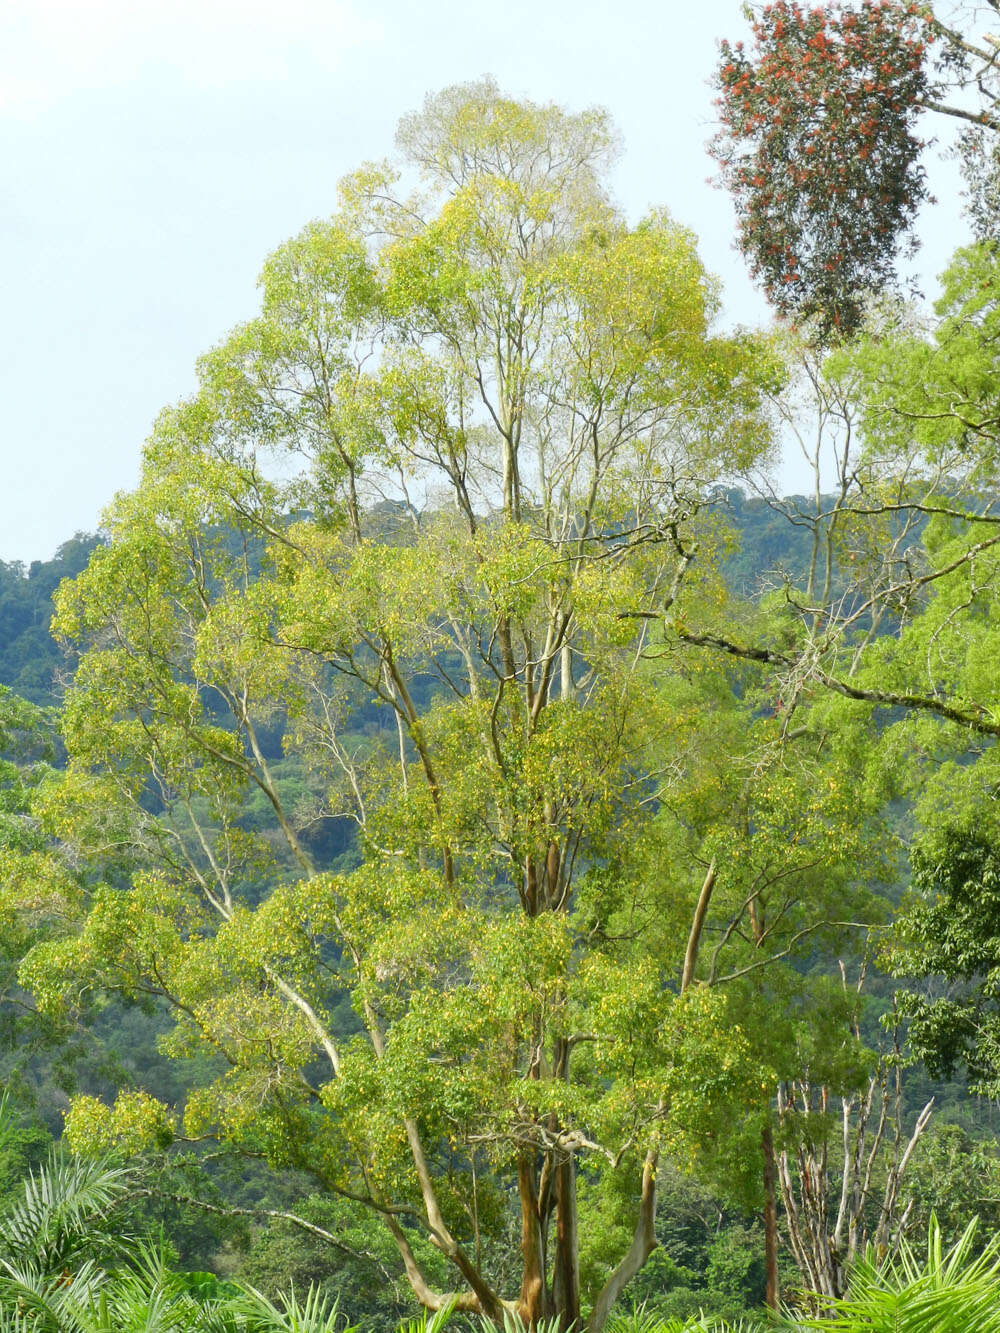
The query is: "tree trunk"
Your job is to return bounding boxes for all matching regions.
[761,1122,780,1311]
[552,1155,580,1330]
[518,1148,549,1324]
[681,860,717,992]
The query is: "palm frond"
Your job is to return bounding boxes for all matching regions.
[0,1150,134,1275]
[0,1255,107,1333]
[229,1282,350,1333]
[799,1215,1000,1333]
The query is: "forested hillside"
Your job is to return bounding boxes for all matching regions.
[7,16,1000,1330]
[0,537,102,705]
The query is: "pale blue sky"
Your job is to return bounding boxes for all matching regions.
[1,0,965,562]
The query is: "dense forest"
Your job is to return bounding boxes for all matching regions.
[8,6,1000,1330]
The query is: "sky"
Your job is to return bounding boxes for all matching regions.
[1,0,967,564]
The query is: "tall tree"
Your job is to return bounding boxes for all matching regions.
[19,82,787,1330]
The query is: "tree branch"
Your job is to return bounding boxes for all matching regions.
[675,630,1000,736]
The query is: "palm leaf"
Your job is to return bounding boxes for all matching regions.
[228,1283,351,1333]
[0,1151,134,1276]
[799,1216,1000,1333]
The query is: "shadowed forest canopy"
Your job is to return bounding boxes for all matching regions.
[0,537,103,705]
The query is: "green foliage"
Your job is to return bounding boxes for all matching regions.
[16,68,991,1330]
[803,1217,1000,1331]
[0,1151,134,1278]
[906,1122,1000,1240]
[836,240,1000,481]
[0,1111,51,1202]
[889,828,1000,1095]
[0,687,84,1088]
[226,1283,348,1333]
[232,1192,449,1329]
[577,1163,767,1324]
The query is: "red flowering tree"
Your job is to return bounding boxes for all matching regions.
[712,1,933,339]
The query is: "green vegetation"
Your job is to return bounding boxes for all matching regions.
[2,1102,1000,1332]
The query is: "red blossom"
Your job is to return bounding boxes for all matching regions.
[711,0,930,338]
